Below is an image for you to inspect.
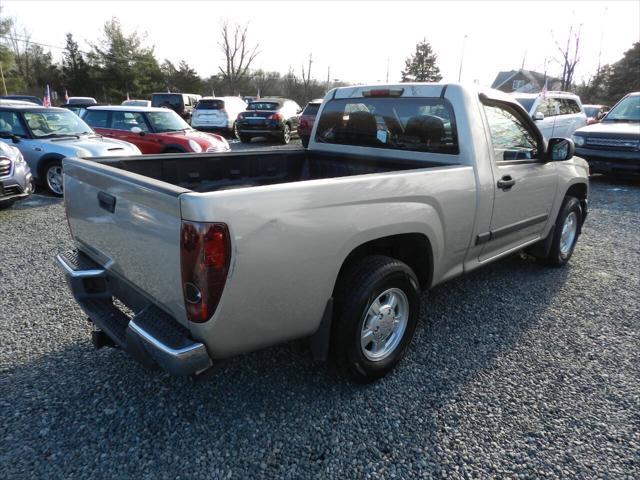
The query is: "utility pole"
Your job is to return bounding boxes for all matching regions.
[457,34,468,82]
[0,63,7,96]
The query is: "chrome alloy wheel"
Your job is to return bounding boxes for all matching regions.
[560,211,578,255]
[46,164,64,195]
[360,288,409,361]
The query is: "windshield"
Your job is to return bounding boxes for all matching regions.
[514,97,535,113]
[247,102,280,111]
[146,110,191,132]
[315,97,458,154]
[196,99,224,110]
[23,110,93,138]
[603,95,640,122]
[302,103,320,116]
[122,100,149,107]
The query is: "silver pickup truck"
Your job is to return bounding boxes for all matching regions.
[57,84,589,382]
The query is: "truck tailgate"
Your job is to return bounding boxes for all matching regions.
[63,158,190,326]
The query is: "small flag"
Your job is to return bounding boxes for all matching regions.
[43,85,51,107]
[126,91,130,101]
[541,78,548,98]
[64,89,69,102]
[256,89,260,100]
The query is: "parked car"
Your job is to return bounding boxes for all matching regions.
[57,83,588,383]
[298,98,323,148]
[0,104,140,196]
[513,91,587,140]
[573,92,640,176]
[60,101,104,118]
[82,105,230,154]
[236,98,302,144]
[0,95,42,105]
[122,99,152,107]
[242,96,256,104]
[67,96,97,105]
[0,141,33,209]
[191,96,247,137]
[151,93,201,123]
[582,104,610,125]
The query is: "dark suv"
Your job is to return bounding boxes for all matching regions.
[151,93,201,123]
[236,98,301,144]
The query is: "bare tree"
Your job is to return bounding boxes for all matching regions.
[218,21,259,94]
[554,24,582,91]
[300,52,312,101]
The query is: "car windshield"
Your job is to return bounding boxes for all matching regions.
[22,110,93,138]
[146,110,191,132]
[247,102,280,111]
[196,99,224,110]
[603,95,640,122]
[583,106,598,118]
[302,103,320,116]
[123,100,149,107]
[514,97,535,113]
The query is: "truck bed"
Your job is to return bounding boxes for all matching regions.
[97,149,452,193]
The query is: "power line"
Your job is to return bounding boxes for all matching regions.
[0,34,91,55]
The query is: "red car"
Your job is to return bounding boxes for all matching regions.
[298,99,323,148]
[82,106,230,154]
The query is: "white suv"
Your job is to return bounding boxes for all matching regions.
[513,92,587,140]
[191,96,248,138]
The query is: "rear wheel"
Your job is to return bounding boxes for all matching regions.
[44,160,64,197]
[332,255,420,383]
[280,124,291,144]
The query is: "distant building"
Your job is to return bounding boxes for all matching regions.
[491,69,562,93]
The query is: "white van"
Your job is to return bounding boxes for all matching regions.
[513,92,587,140]
[191,96,248,137]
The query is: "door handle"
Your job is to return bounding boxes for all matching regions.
[97,191,116,213]
[497,175,516,190]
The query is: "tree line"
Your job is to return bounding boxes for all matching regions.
[0,15,340,106]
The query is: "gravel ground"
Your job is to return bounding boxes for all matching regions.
[1,174,638,479]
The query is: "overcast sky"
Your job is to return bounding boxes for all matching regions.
[2,0,639,87]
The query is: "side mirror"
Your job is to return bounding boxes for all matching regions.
[11,135,20,144]
[533,112,545,121]
[547,138,575,162]
[130,126,144,136]
[296,108,303,114]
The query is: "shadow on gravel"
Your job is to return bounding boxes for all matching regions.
[1,251,574,477]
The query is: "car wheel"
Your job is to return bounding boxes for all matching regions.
[232,122,239,139]
[239,135,252,143]
[542,196,582,267]
[44,160,64,197]
[281,124,291,144]
[332,255,420,383]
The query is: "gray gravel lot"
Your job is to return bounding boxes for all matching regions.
[1,172,638,479]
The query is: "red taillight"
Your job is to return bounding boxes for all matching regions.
[268,113,282,121]
[362,88,404,98]
[180,221,231,323]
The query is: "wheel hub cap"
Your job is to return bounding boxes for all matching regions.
[560,211,578,255]
[360,288,409,361]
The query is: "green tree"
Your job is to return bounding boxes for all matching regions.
[175,60,202,93]
[607,42,640,102]
[401,39,442,82]
[0,12,23,93]
[62,33,91,97]
[88,18,163,101]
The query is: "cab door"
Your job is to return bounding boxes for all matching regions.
[479,100,558,263]
[109,111,159,154]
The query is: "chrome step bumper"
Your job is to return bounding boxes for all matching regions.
[56,250,212,376]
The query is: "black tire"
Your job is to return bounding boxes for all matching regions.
[0,199,15,210]
[542,196,582,267]
[239,134,252,143]
[280,123,291,145]
[231,122,239,139]
[43,159,64,197]
[332,255,420,383]
[301,136,309,148]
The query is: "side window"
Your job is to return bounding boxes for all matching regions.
[83,110,109,128]
[564,99,581,114]
[0,111,27,136]
[483,103,540,161]
[112,111,149,132]
[512,79,525,90]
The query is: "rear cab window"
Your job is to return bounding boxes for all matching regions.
[314,97,459,154]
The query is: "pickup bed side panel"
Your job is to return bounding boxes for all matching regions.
[63,158,189,326]
[181,166,476,358]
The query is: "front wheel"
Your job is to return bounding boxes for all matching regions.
[332,255,420,383]
[542,196,582,267]
[44,160,64,197]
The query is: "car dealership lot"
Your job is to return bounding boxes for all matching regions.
[1,167,638,478]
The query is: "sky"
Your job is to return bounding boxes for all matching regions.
[2,0,639,88]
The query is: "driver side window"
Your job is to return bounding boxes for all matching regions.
[484,104,539,161]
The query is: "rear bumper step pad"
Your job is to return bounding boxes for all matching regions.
[56,249,212,376]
